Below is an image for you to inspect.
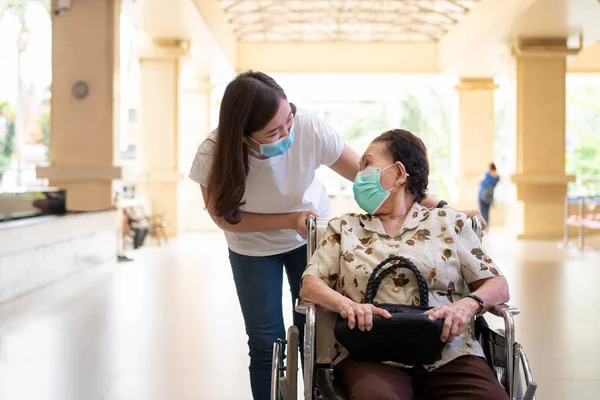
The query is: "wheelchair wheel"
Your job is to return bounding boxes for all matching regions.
[279,326,299,400]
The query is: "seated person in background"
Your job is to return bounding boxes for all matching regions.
[32,191,67,215]
[123,207,149,249]
[300,129,510,400]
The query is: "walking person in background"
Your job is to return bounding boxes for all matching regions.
[478,163,500,227]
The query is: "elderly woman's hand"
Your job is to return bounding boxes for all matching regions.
[337,298,392,332]
[424,298,480,343]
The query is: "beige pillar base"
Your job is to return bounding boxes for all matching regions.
[36,165,121,211]
[516,203,564,240]
[512,174,575,239]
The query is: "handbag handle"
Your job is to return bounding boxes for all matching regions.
[364,256,429,307]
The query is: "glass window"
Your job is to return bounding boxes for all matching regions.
[566,74,600,196]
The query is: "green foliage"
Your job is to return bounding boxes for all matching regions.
[0,102,16,182]
[328,86,453,200]
[1,4,51,168]
[38,108,50,148]
[342,101,391,143]
[36,87,51,160]
[566,78,600,195]
[0,2,27,182]
[398,90,452,200]
[0,102,15,165]
[0,2,27,28]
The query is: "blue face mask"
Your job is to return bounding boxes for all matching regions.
[353,164,408,214]
[249,124,295,158]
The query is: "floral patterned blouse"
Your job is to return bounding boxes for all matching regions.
[302,202,503,371]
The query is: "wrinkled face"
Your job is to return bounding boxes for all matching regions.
[359,141,399,191]
[248,98,294,147]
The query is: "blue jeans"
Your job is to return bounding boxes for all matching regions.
[479,200,491,227]
[229,245,307,400]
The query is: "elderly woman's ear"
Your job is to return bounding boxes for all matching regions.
[393,162,409,187]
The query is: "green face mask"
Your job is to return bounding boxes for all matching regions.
[353,164,406,214]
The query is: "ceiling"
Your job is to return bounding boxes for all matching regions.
[218,0,480,42]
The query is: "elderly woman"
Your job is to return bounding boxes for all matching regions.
[300,129,509,400]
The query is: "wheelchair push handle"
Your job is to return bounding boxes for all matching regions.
[471,215,483,241]
[364,256,429,307]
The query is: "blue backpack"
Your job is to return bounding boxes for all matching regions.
[479,186,494,204]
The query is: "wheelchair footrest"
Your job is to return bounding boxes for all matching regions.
[523,381,537,400]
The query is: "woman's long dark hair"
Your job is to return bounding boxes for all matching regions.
[206,71,287,224]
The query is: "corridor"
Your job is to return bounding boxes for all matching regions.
[1,232,599,400]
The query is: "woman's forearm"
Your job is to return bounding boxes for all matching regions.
[200,184,296,233]
[212,211,295,233]
[300,275,351,314]
[470,276,510,311]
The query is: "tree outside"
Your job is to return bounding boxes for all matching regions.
[566,75,600,196]
[0,101,16,183]
[0,1,51,189]
[317,85,454,200]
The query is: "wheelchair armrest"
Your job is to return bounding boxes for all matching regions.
[295,299,344,365]
[294,299,317,400]
[295,299,315,315]
[486,303,520,345]
[488,303,520,318]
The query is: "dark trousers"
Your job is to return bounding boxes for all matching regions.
[334,355,508,400]
[479,200,491,227]
[131,225,148,249]
[229,245,307,400]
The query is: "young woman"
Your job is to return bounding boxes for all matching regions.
[189,71,479,400]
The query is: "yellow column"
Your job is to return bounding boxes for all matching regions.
[454,78,498,210]
[37,0,121,211]
[138,42,186,236]
[511,38,576,239]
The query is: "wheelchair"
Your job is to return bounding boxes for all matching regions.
[271,215,537,400]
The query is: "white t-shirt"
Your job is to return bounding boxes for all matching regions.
[188,108,344,257]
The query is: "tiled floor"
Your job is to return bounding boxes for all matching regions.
[0,231,599,400]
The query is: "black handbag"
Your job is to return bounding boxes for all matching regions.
[334,256,446,365]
